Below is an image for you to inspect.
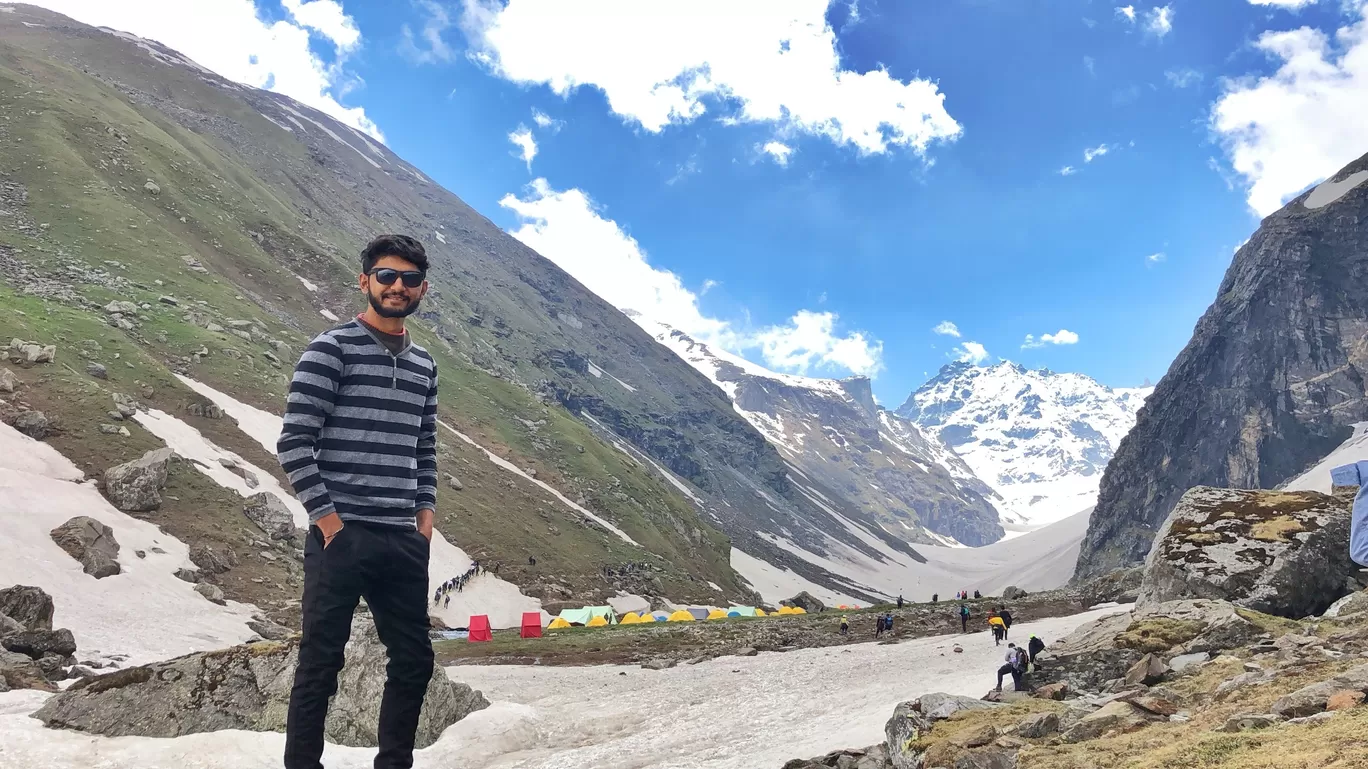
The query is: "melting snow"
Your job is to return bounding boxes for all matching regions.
[262,114,294,132]
[1305,170,1368,210]
[434,230,447,244]
[276,101,382,169]
[1284,421,1368,493]
[320,309,339,321]
[586,362,603,378]
[296,275,318,291]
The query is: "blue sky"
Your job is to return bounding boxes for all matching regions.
[36,0,1368,404]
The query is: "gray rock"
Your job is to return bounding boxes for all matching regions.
[0,367,18,393]
[1271,663,1368,717]
[1016,711,1060,738]
[32,616,487,748]
[68,665,100,679]
[782,591,826,614]
[8,339,56,364]
[157,295,178,306]
[1217,713,1284,732]
[1135,487,1361,619]
[1002,586,1027,601]
[1031,611,1142,693]
[86,362,108,379]
[736,647,758,657]
[1288,711,1338,725]
[0,613,23,639]
[884,701,933,769]
[189,544,237,575]
[194,583,226,605]
[12,410,50,440]
[917,692,1000,721]
[952,748,1018,769]
[247,618,293,641]
[0,649,56,692]
[112,393,140,418]
[143,180,160,195]
[103,448,174,512]
[98,424,123,435]
[446,474,463,491]
[230,329,253,343]
[173,568,199,584]
[0,586,54,631]
[641,659,677,670]
[1168,652,1210,674]
[49,516,121,578]
[1182,611,1264,655]
[1215,670,1276,701]
[37,653,69,681]
[103,301,138,315]
[2,628,76,659]
[1061,700,1151,743]
[243,493,296,541]
[1323,590,1368,619]
[1123,653,1170,687]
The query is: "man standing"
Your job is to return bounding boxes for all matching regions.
[279,235,439,769]
[995,643,1027,692]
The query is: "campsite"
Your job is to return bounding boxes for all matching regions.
[436,591,1088,667]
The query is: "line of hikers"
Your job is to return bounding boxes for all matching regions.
[838,612,897,637]
[432,560,498,607]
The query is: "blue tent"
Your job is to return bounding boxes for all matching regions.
[727,610,742,618]
[652,611,670,622]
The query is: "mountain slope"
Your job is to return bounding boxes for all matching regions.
[1075,150,1368,579]
[637,316,1004,546]
[898,361,1150,526]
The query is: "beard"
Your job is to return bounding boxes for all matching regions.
[368,289,423,318]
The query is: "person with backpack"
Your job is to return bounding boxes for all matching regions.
[1028,634,1046,666]
[988,614,1006,645]
[897,594,904,609]
[875,615,885,638]
[931,593,938,603]
[839,615,850,636]
[995,643,1028,692]
[1000,607,1013,639]
[959,603,970,633]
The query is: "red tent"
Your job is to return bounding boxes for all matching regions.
[519,612,543,639]
[467,614,492,643]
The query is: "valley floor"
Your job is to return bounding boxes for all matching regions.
[0,606,1125,769]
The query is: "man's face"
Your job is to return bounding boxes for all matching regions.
[359,254,428,318]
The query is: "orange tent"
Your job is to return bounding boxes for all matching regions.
[468,614,493,642]
[520,612,543,639]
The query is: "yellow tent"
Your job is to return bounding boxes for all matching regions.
[587,615,609,627]
[790,607,807,615]
[637,612,656,623]
[776,606,795,615]
[667,610,695,622]
[706,609,728,620]
[547,617,571,629]
[620,612,642,624]
[754,608,767,617]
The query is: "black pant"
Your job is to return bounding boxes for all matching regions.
[992,626,1003,645]
[996,664,1022,691]
[961,616,968,632]
[285,522,433,769]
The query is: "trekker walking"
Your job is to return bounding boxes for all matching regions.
[840,615,850,636]
[1028,634,1045,666]
[1000,607,1013,639]
[897,594,904,609]
[995,643,1028,692]
[959,603,970,633]
[875,615,885,638]
[931,593,938,603]
[989,614,1005,646]
[279,235,439,769]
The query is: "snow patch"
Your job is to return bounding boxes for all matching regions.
[1305,171,1368,210]
[434,230,447,244]
[586,361,603,378]
[296,275,318,291]
[320,309,339,321]
[261,114,294,132]
[1284,422,1368,493]
[276,101,381,169]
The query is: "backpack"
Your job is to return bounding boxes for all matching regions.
[960,606,969,618]
[1012,647,1029,670]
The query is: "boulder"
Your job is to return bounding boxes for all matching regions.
[86,362,108,380]
[3,628,77,659]
[1217,714,1283,733]
[917,692,1000,721]
[1031,682,1069,701]
[8,339,56,364]
[953,724,997,748]
[103,448,174,512]
[0,613,23,638]
[32,615,488,749]
[158,295,178,306]
[1123,692,1180,717]
[247,618,293,641]
[1326,690,1366,711]
[111,393,140,418]
[0,649,56,692]
[1031,611,1142,693]
[1123,653,1170,687]
[189,543,237,575]
[1271,664,1368,718]
[1182,612,1263,655]
[641,659,677,670]
[1002,586,1027,601]
[884,701,933,769]
[143,181,160,195]
[36,653,69,680]
[952,748,1018,769]
[13,410,50,440]
[1016,711,1059,738]
[1214,670,1276,702]
[782,591,826,614]
[173,568,200,584]
[0,586,54,630]
[194,583,226,605]
[1061,701,1151,743]
[1168,652,1210,674]
[49,516,121,578]
[1323,590,1368,619]
[1136,487,1361,619]
[242,493,297,541]
[103,301,138,316]
[0,367,18,393]
[445,474,463,491]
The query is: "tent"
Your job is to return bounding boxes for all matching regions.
[520,612,543,639]
[776,606,796,616]
[729,606,758,617]
[706,609,728,620]
[790,607,808,615]
[652,612,670,622]
[726,610,742,618]
[468,615,492,643]
[587,615,609,628]
[547,617,572,629]
[667,610,695,622]
[637,613,656,623]
[620,612,642,625]
[754,608,767,617]
[686,607,710,621]
[556,605,617,626]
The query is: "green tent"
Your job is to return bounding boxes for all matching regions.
[556,606,617,626]
[728,606,758,617]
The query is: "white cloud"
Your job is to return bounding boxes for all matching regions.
[281,0,360,52]
[499,178,883,376]
[932,321,962,337]
[1211,6,1368,215]
[26,0,381,139]
[532,108,564,132]
[1116,5,1137,22]
[508,125,537,169]
[754,310,883,376]
[1165,68,1202,88]
[761,141,794,166]
[1146,252,1167,266]
[460,0,962,157]
[1248,0,1318,7]
[1146,5,1174,37]
[401,0,456,64]
[1021,329,1080,349]
[1084,55,1097,76]
[1083,16,1099,28]
[1084,143,1110,162]
[700,279,719,295]
[953,342,990,364]
[1058,165,1078,176]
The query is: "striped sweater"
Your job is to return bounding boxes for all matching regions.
[277,319,438,527]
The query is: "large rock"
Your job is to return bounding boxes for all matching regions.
[1270,664,1368,718]
[33,615,488,748]
[50,516,121,578]
[103,448,174,512]
[0,585,53,631]
[1079,567,1143,606]
[7,338,55,364]
[0,613,23,638]
[1123,654,1169,687]
[884,701,933,769]
[1016,711,1060,738]
[0,649,56,692]
[1135,487,1361,619]
[1001,586,1027,601]
[242,493,298,542]
[1061,701,1151,743]
[1324,589,1368,619]
[1031,611,1142,693]
[1076,152,1368,579]
[916,692,1000,721]
[782,591,827,614]
[2,628,76,659]
[194,583,226,605]
[12,410,50,440]
[189,543,238,575]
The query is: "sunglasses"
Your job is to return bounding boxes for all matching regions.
[367,268,426,288]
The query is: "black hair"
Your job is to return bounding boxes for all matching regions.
[361,234,428,273]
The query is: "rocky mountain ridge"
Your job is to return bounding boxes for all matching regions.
[1076,149,1368,579]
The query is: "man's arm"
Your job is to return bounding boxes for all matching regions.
[278,336,343,530]
[1333,463,1368,567]
[414,370,439,539]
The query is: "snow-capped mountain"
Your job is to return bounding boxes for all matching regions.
[897,361,1151,527]
[634,315,1004,546]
